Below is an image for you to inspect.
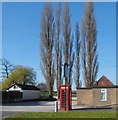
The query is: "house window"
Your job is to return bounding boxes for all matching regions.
[100,89,107,101]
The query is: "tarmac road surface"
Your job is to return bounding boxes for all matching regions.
[1,100,83,119]
[1,100,117,119]
[1,101,56,119]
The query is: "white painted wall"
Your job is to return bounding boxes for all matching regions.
[8,85,22,91]
[23,90,40,100]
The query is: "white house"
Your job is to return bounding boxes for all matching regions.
[7,83,40,101]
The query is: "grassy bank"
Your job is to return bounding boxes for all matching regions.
[3,111,116,119]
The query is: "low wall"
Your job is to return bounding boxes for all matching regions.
[93,88,111,107]
[111,88,118,105]
[77,89,93,106]
[77,87,118,107]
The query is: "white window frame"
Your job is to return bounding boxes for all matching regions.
[100,89,107,101]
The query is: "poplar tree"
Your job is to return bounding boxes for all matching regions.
[74,23,81,89]
[55,3,62,99]
[81,2,99,87]
[40,3,55,97]
[62,3,74,85]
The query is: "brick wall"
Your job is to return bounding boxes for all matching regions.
[77,89,93,106]
[111,88,118,105]
[77,87,118,107]
[93,88,111,107]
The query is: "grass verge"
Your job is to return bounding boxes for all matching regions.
[3,111,116,119]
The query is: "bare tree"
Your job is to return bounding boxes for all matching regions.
[59,43,62,85]
[55,3,62,99]
[74,23,81,89]
[40,3,55,98]
[68,35,74,85]
[62,3,74,85]
[0,58,15,81]
[81,2,99,87]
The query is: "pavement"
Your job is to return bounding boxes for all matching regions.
[0,100,117,120]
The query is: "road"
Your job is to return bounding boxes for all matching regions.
[1,101,55,119]
[1,100,116,119]
[1,100,83,119]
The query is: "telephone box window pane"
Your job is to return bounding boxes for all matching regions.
[62,90,66,108]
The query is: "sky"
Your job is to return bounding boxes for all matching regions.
[2,2,116,90]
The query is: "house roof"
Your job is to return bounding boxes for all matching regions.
[96,75,114,87]
[77,75,115,89]
[7,83,40,91]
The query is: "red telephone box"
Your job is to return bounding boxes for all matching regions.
[60,84,72,111]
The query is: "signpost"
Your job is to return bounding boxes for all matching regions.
[64,63,68,80]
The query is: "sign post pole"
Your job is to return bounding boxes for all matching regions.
[55,101,58,112]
